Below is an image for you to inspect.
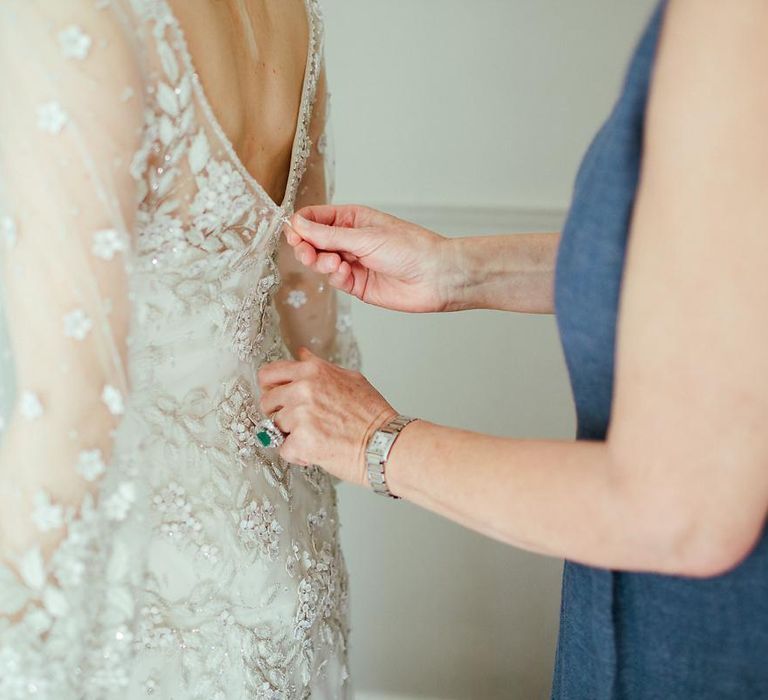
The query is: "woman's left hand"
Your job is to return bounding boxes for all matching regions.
[257,348,398,486]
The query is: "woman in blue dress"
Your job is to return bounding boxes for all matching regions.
[258,2,768,697]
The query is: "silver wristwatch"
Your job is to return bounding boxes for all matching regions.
[366,415,416,499]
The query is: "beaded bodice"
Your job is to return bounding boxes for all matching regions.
[0,1,356,697]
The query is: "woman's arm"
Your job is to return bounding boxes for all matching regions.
[262,0,768,578]
[384,417,760,578]
[286,206,560,314]
[447,233,559,313]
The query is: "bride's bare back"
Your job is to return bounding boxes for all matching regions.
[170,0,310,204]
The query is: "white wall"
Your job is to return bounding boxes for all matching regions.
[324,0,658,211]
[338,210,571,700]
[322,1,657,698]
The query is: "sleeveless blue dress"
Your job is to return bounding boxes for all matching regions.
[553,3,768,698]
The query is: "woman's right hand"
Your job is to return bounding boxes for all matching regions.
[285,204,457,313]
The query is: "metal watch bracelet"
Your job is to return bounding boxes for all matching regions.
[365,415,416,499]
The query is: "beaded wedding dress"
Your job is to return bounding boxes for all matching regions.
[0,1,357,698]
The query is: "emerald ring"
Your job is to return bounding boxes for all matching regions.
[255,417,286,449]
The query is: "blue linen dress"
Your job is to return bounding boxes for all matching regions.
[553,3,768,698]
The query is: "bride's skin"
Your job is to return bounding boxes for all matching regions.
[259,0,768,578]
[170,0,308,204]
[172,0,335,358]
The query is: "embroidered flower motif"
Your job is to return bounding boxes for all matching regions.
[63,309,93,340]
[101,384,125,415]
[57,25,92,60]
[307,509,327,530]
[294,543,344,642]
[36,101,68,134]
[285,289,308,309]
[0,215,16,248]
[218,380,261,459]
[92,228,127,260]
[199,544,219,564]
[19,391,44,420]
[136,210,185,256]
[153,482,188,519]
[137,605,176,651]
[189,160,252,239]
[336,314,353,333]
[76,449,106,482]
[152,481,218,562]
[32,490,64,532]
[239,497,283,561]
[103,482,136,521]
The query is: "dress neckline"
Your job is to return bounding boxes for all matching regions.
[161,0,318,213]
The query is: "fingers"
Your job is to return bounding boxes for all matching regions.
[288,207,383,259]
[296,346,320,362]
[296,204,367,228]
[279,434,310,467]
[325,259,369,297]
[271,409,289,434]
[284,226,301,246]
[292,245,351,278]
[316,252,342,274]
[328,260,354,293]
[259,383,290,416]
[257,359,303,390]
[293,240,318,267]
[258,350,324,391]
[270,411,311,468]
[290,215,353,254]
[289,234,343,274]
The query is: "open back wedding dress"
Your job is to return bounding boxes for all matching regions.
[0,1,357,697]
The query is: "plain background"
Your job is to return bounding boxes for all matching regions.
[322,1,658,699]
